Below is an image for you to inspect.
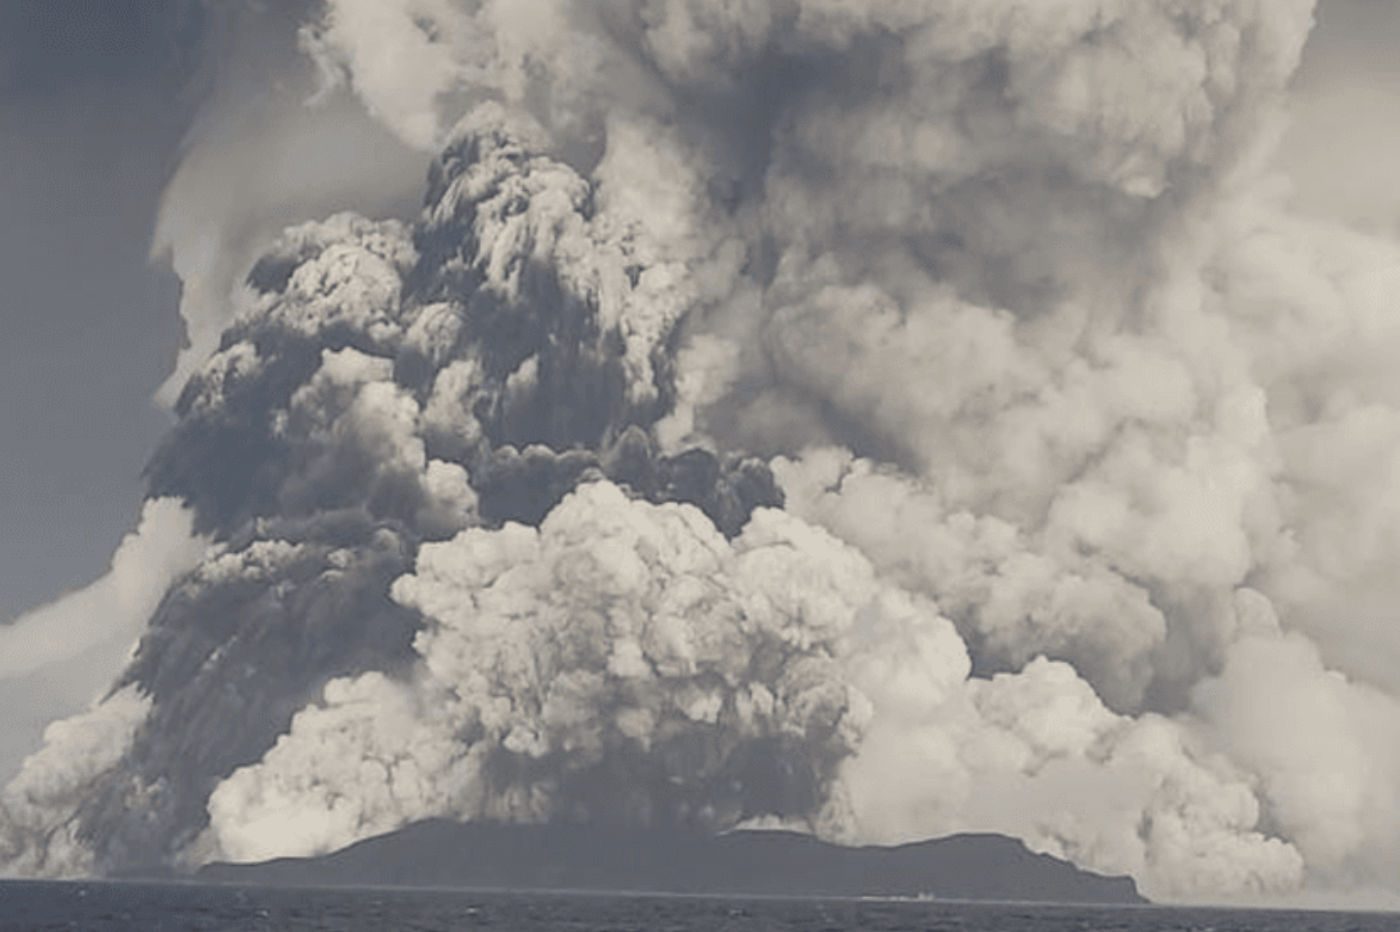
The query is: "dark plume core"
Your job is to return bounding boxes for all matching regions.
[147,118,778,535]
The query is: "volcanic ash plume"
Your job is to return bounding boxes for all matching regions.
[7,0,1400,905]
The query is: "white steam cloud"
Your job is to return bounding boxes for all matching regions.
[0,499,203,683]
[0,687,150,877]
[151,3,426,406]
[8,0,1400,908]
[0,499,204,784]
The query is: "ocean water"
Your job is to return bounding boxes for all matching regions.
[0,882,1395,932]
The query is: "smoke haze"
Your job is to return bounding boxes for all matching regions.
[5,0,1400,908]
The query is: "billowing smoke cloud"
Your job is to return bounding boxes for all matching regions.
[8,0,1400,907]
[151,1,426,406]
[205,481,891,862]
[0,687,150,877]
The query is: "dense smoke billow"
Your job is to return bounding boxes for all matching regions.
[6,0,1400,905]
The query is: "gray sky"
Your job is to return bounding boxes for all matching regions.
[0,1,201,622]
[1281,0,1400,233]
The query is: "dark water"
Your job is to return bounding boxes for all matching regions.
[0,882,1396,932]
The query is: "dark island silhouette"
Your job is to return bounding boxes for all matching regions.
[196,820,1146,905]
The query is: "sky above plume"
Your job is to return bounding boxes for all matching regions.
[4,0,1400,909]
[0,1,194,623]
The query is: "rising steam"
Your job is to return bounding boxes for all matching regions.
[5,0,1400,906]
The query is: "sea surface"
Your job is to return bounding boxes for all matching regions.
[0,882,1396,931]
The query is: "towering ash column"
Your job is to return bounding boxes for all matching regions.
[8,0,1400,905]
